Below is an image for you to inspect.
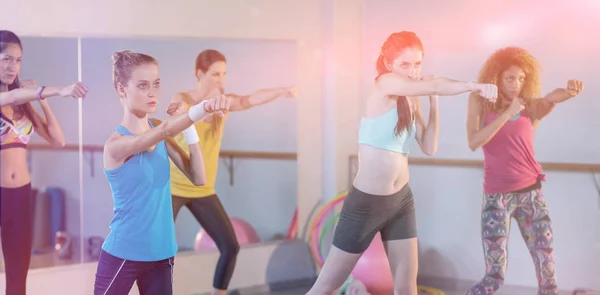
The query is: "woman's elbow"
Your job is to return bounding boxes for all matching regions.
[468,140,480,152]
[420,142,437,156]
[52,138,66,148]
[192,176,206,186]
[192,180,206,186]
[423,146,437,156]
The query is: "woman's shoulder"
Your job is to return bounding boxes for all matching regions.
[172,90,199,103]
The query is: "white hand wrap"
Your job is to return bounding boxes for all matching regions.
[183,125,199,145]
[188,100,210,122]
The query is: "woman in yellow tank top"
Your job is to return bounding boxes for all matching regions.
[169,49,297,295]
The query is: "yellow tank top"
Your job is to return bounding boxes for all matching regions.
[170,96,227,198]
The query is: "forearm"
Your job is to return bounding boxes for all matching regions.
[110,104,213,162]
[38,100,66,146]
[530,88,572,121]
[161,102,212,137]
[468,110,511,151]
[187,143,207,185]
[247,87,287,106]
[543,88,574,104]
[0,86,61,106]
[432,78,474,96]
[421,101,439,155]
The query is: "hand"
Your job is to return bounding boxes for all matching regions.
[508,97,525,116]
[20,79,37,89]
[472,83,498,103]
[59,82,88,99]
[166,101,189,117]
[566,79,584,97]
[204,94,231,117]
[282,86,298,98]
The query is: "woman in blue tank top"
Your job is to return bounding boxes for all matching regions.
[93,50,232,295]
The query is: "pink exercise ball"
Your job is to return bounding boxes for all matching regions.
[194,217,260,251]
[351,232,393,295]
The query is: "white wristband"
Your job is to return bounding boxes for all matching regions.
[188,100,210,122]
[183,125,200,145]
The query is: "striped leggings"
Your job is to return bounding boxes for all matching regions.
[466,188,558,295]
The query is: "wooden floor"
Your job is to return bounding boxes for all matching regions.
[0,248,590,295]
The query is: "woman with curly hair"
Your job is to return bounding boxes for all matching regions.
[306,31,498,295]
[465,46,584,295]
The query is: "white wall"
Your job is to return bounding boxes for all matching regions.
[361,0,600,291]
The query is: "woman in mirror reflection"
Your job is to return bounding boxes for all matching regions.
[93,49,231,295]
[465,46,583,295]
[168,49,297,295]
[0,30,88,295]
[306,31,499,295]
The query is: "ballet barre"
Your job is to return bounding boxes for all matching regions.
[348,154,600,173]
[26,143,297,184]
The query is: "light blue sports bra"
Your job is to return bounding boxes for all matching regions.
[358,105,416,154]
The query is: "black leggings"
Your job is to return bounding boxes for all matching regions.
[0,183,33,295]
[172,194,240,290]
[94,250,174,295]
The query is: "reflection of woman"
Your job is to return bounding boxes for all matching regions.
[169,49,297,295]
[0,30,88,295]
[94,50,230,295]
[306,31,498,295]
[465,46,583,295]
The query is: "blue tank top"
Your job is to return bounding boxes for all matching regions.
[102,121,178,261]
[358,105,416,154]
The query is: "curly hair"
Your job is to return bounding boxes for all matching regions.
[476,46,542,114]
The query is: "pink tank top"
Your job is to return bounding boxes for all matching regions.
[482,109,545,194]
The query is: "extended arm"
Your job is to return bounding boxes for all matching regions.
[0,81,87,106]
[105,101,213,163]
[530,80,584,123]
[229,86,297,112]
[0,86,63,106]
[376,73,494,98]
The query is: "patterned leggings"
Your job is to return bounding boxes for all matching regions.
[466,188,558,295]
